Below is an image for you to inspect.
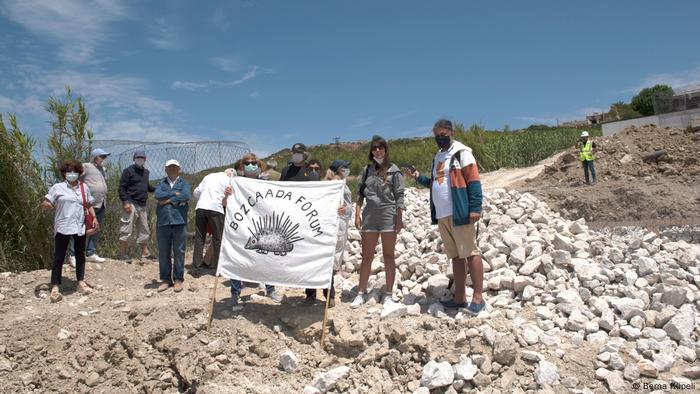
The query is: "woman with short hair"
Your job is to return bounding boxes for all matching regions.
[42,160,99,302]
[351,136,405,308]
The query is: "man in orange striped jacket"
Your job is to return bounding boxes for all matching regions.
[409,119,485,315]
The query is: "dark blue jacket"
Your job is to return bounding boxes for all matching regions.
[155,177,191,227]
[119,165,155,206]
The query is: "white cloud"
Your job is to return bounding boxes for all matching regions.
[211,55,241,72]
[91,119,193,141]
[249,89,261,98]
[7,66,208,143]
[626,65,700,94]
[17,67,174,119]
[147,16,186,50]
[171,80,210,91]
[0,0,129,64]
[518,106,604,126]
[0,94,44,115]
[171,66,261,91]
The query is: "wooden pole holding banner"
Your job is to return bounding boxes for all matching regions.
[320,285,332,349]
[207,274,220,332]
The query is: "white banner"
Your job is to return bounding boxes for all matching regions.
[217,176,345,289]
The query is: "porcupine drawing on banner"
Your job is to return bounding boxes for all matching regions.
[244,212,304,256]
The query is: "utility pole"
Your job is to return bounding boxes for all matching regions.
[333,137,340,149]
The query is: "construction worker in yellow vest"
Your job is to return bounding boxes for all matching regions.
[578,131,597,185]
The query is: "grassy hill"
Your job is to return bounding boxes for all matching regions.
[263,123,600,183]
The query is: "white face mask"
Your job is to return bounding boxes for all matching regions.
[373,157,384,165]
[291,153,304,164]
[341,168,350,178]
[66,172,79,182]
[134,158,146,167]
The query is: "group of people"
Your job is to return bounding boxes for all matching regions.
[45,117,563,315]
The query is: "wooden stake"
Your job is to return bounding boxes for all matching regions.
[319,286,332,349]
[207,274,220,332]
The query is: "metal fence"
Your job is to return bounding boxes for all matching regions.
[88,140,250,259]
[653,88,700,115]
[92,140,251,178]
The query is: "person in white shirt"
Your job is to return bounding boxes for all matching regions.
[191,168,234,273]
[42,160,99,302]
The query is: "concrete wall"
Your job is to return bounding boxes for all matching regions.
[602,108,700,136]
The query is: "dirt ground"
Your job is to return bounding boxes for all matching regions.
[516,125,700,224]
[0,259,586,394]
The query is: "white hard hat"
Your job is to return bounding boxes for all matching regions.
[580,131,589,137]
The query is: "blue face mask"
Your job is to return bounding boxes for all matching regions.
[244,163,259,176]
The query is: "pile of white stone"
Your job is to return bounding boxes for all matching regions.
[330,187,700,392]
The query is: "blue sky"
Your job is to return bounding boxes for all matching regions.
[1,0,699,156]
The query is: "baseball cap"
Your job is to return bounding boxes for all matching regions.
[165,159,180,167]
[330,160,350,172]
[91,148,110,158]
[133,148,147,159]
[291,143,307,153]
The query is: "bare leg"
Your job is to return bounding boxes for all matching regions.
[468,255,484,304]
[358,232,380,293]
[452,257,467,303]
[119,240,128,256]
[380,232,397,294]
[140,242,150,257]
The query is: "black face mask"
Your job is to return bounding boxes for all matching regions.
[435,135,451,149]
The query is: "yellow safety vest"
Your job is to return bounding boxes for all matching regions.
[579,140,594,161]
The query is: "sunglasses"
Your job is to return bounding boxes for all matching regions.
[371,145,384,151]
[243,161,257,166]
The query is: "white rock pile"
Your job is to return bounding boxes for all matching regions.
[327,187,700,392]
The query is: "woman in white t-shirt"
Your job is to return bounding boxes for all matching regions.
[42,160,99,302]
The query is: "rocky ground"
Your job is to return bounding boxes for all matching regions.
[1,186,699,393]
[519,125,700,225]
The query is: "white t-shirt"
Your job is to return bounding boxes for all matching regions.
[193,172,231,214]
[431,141,477,219]
[45,181,94,236]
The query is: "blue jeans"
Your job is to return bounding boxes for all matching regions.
[86,205,106,256]
[230,280,275,299]
[157,224,187,283]
[583,160,597,184]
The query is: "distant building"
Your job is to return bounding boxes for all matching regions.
[586,112,605,125]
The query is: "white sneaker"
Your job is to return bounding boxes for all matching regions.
[382,293,395,305]
[350,293,366,309]
[68,256,76,268]
[86,254,106,263]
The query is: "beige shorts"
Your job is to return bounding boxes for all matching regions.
[437,216,480,259]
[119,203,150,244]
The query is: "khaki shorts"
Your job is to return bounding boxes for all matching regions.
[437,216,480,259]
[119,203,150,244]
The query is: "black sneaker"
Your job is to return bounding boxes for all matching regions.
[120,255,132,264]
